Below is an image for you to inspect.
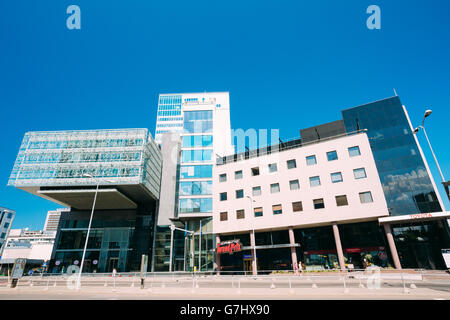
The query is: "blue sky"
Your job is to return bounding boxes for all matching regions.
[1,0,449,230]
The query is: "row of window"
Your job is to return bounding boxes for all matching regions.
[218,146,361,181]
[157,110,182,117]
[158,95,182,105]
[219,168,367,200]
[157,117,183,122]
[219,191,374,221]
[27,138,144,150]
[156,123,183,128]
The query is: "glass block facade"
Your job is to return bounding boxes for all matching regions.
[8,128,162,199]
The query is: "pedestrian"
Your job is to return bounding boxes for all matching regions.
[298,261,303,273]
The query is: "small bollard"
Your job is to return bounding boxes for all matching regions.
[270,278,276,289]
[410,283,417,289]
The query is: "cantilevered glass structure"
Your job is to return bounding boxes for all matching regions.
[8,128,163,273]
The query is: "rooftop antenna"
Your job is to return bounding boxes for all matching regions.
[393,88,398,96]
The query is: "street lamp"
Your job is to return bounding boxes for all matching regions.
[76,174,115,289]
[413,109,446,183]
[246,195,257,275]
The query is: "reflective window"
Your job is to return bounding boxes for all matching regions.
[180,165,212,178]
[306,155,317,166]
[236,209,245,219]
[251,167,260,176]
[272,204,283,215]
[292,201,303,212]
[331,172,343,183]
[179,198,213,213]
[313,198,325,209]
[220,192,227,201]
[252,186,261,196]
[335,195,348,206]
[348,146,361,157]
[327,151,338,161]
[309,176,321,187]
[180,181,212,196]
[353,168,367,179]
[289,179,300,190]
[254,207,263,217]
[183,111,213,133]
[287,159,297,169]
[181,150,212,162]
[219,173,227,182]
[359,192,373,204]
[235,170,243,179]
[268,163,278,173]
[270,183,280,193]
[182,135,213,147]
[220,212,228,221]
[235,189,244,199]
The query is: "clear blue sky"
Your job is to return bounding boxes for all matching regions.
[1,0,449,230]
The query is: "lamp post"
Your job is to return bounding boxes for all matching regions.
[76,174,115,290]
[413,109,446,183]
[413,110,449,202]
[246,196,257,275]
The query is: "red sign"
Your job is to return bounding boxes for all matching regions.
[409,213,433,219]
[217,241,242,254]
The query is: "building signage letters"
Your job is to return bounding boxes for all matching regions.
[409,213,433,220]
[217,240,242,254]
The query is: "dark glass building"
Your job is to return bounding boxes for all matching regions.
[342,96,442,216]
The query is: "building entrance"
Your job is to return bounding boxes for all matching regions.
[107,257,118,272]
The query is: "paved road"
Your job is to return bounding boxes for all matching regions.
[1,277,449,300]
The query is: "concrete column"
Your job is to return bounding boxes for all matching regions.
[250,230,257,275]
[383,223,402,270]
[288,227,298,274]
[215,235,221,275]
[332,223,346,271]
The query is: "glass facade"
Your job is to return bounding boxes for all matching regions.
[182,135,213,148]
[180,165,212,179]
[342,96,442,215]
[183,111,213,133]
[7,129,162,200]
[50,209,155,273]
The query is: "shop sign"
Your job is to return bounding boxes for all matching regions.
[217,240,242,254]
[409,213,433,219]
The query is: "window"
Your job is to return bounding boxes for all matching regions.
[183,110,213,133]
[220,192,227,201]
[270,183,280,193]
[179,198,212,213]
[0,233,5,239]
[272,204,282,215]
[309,176,321,187]
[306,155,317,166]
[3,222,9,229]
[327,150,338,161]
[268,163,278,173]
[289,179,300,190]
[348,146,361,157]
[359,191,373,203]
[335,195,348,206]
[236,189,244,199]
[292,201,303,212]
[235,170,243,180]
[254,207,263,217]
[353,168,367,179]
[252,186,261,196]
[220,212,228,221]
[219,173,227,182]
[331,172,343,183]
[251,167,260,176]
[7,213,13,219]
[180,181,212,195]
[287,159,297,169]
[236,209,245,219]
[313,198,325,209]
[180,165,212,178]
[182,135,213,148]
[181,150,212,162]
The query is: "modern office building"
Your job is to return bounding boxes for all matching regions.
[213,96,450,273]
[152,92,234,272]
[0,207,15,257]
[44,208,68,232]
[8,128,162,273]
